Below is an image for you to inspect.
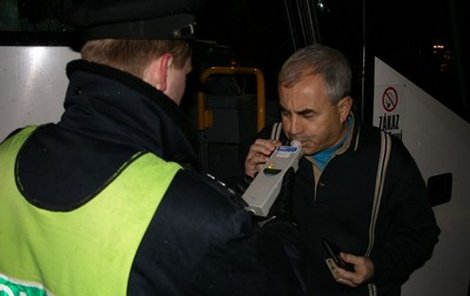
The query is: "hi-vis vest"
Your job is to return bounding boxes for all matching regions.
[0,126,181,296]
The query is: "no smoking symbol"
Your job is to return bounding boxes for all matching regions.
[382,87,398,112]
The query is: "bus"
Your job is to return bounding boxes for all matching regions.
[1,0,468,295]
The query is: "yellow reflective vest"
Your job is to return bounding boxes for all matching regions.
[0,126,181,296]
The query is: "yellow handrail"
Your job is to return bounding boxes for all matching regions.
[196,66,266,132]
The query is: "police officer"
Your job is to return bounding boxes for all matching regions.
[0,1,302,295]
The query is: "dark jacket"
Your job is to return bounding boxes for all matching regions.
[255,119,440,296]
[3,60,298,296]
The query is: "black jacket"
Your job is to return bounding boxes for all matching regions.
[255,120,440,296]
[8,60,301,296]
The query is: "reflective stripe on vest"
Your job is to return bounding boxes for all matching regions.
[0,126,181,296]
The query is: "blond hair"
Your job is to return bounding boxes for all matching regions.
[81,39,192,78]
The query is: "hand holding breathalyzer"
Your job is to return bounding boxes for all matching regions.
[244,139,282,178]
[242,140,303,217]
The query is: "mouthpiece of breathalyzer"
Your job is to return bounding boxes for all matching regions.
[291,140,301,148]
[241,140,303,217]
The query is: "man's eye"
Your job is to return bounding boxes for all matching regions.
[303,113,314,119]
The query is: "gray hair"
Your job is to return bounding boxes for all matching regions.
[278,44,352,104]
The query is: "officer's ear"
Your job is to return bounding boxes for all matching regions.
[337,96,353,123]
[143,53,173,92]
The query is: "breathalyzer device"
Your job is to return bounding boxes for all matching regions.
[242,140,303,217]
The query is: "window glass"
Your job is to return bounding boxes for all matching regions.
[0,0,76,45]
[371,0,468,122]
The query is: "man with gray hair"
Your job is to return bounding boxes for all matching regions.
[243,44,440,296]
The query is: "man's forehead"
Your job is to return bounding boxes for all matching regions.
[279,90,333,114]
[279,94,315,112]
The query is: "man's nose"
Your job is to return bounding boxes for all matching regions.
[288,116,302,136]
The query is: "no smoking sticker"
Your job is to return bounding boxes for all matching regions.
[382,87,398,112]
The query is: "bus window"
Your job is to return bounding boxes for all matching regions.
[0,0,77,46]
[197,0,469,123]
[370,0,469,123]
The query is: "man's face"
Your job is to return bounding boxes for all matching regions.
[165,57,192,105]
[279,74,350,156]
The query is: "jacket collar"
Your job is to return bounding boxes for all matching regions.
[61,59,200,168]
[350,112,361,152]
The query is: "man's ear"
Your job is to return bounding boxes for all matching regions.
[143,53,173,91]
[338,96,353,122]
